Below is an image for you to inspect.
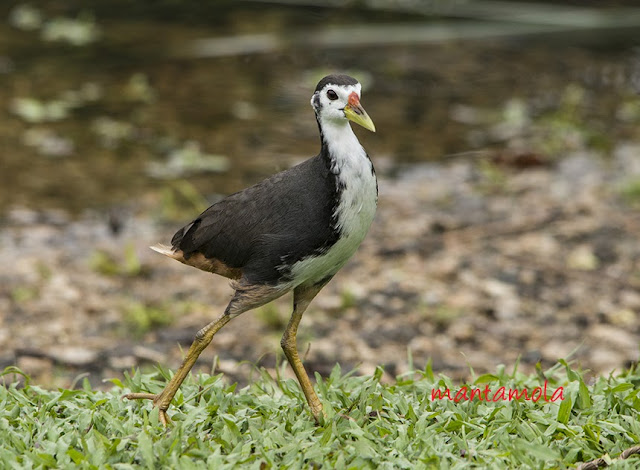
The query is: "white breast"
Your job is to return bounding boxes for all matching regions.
[289,121,377,286]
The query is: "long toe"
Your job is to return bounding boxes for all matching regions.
[123,392,172,426]
[158,410,170,426]
[123,392,157,401]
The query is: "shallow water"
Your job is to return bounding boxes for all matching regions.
[1,1,639,213]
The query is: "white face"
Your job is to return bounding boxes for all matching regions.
[311,83,362,123]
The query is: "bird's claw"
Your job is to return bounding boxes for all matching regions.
[123,392,171,426]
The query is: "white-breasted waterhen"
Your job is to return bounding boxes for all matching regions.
[124,74,377,425]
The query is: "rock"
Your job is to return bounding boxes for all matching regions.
[48,346,99,367]
[541,340,577,362]
[566,245,599,271]
[108,355,137,369]
[42,273,81,302]
[614,143,640,176]
[314,292,343,311]
[589,348,627,373]
[587,325,638,353]
[4,140,640,390]
[620,290,640,310]
[449,322,475,342]
[604,309,637,327]
[133,345,165,363]
[17,356,53,382]
[478,278,520,320]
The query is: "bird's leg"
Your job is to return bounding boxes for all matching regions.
[124,283,287,426]
[124,312,232,426]
[280,279,331,424]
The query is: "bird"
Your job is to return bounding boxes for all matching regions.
[124,73,377,425]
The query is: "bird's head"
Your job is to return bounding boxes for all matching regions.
[311,74,376,133]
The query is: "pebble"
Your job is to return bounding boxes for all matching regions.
[17,356,53,381]
[132,345,165,363]
[587,325,638,353]
[566,245,599,271]
[48,346,99,367]
[3,143,640,390]
[604,309,637,327]
[589,348,627,373]
[108,355,137,369]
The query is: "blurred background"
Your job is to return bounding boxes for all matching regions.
[1,0,640,389]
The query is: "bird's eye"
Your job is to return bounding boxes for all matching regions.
[326,89,338,100]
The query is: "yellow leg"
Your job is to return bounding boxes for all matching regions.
[124,313,231,426]
[124,282,287,426]
[280,280,330,423]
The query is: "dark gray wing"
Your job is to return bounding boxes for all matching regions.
[171,155,339,284]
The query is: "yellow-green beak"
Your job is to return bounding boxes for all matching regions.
[344,92,376,132]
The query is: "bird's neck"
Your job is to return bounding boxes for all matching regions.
[317,117,366,174]
[315,115,377,245]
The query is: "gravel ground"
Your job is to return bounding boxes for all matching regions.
[2,144,640,389]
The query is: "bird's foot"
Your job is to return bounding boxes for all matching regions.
[123,392,171,426]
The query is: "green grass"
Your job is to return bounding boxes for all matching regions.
[1,361,639,469]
